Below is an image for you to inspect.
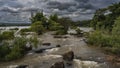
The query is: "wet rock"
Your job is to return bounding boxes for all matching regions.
[62,51,74,61]
[50,61,65,68]
[8,65,28,68]
[34,49,45,53]
[16,65,28,68]
[54,35,68,38]
[56,45,61,47]
[42,43,51,46]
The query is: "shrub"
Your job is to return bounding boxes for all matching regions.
[0,42,11,61]
[20,28,31,33]
[1,31,14,40]
[31,21,45,35]
[0,37,28,61]
[55,30,67,35]
[29,36,38,48]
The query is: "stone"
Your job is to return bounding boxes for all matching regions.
[50,61,65,68]
[16,65,28,68]
[62,51,74,61]
[56,45,61,47]
[34,49,45,53]
[42,43,51,46]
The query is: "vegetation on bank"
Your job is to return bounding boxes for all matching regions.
[0,37,27,61]
[88,3,120,56]
[0,31,14,41]
[0,30,39,61]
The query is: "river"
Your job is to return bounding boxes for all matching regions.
[0,27,119,68]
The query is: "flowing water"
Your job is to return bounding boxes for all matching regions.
[0,27,119,68]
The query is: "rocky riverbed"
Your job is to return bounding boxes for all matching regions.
[0,27,120,68]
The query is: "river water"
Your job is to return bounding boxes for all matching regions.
[0,27,119,68]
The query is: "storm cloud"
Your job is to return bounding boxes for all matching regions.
[0,0,120,23]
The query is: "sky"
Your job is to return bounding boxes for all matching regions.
[0,0,120,23]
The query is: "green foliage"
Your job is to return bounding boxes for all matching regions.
[20,28,31,33]
[0,42,10,61]
[112,16,120,36]
[0,31,14,41]
[31,12,47,23]
[20,28,32,35]
[88,3,120,55]
[55,30,67,35]
[88,16,120,55]
[49,14,59,22]
[48,19,62,31]
[90,3,120,30]
[29,36,38,48]
[0,37,27,61]
[31,21,45,35]
[76,28,82,34]
[57,17,71,34]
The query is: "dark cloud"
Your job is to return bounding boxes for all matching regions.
[0,0,120,23]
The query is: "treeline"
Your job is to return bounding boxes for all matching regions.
[0,23,31,26]
[88,3,120,55]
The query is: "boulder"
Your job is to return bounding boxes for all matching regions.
[42,43,51,46]
[62,51,74,61]
[56,45,61,47]
[16,65,28,68]
[34,49,45,53]
[54,35,68,38]
[50,61,65,68]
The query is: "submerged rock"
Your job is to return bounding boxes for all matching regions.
[56,45,61,47]
[42,43,51,46]
[16,65,28,68]
[34,49,45,53]
[54,35,68,38]
[50,61,65,68]
[8,65,28,68]
[62,51,74,61]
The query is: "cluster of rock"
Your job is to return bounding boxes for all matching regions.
[50,51,74,68]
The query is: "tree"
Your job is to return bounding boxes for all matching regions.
[112,16,120,36]
[31,21,45,35]
[57,17,71,33]
[49,14,59,22]
[31,12,47,23]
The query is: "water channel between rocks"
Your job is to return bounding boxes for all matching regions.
[0,27,119,68]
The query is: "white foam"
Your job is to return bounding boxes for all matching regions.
[73,59,100,68]
[45,48,59,53]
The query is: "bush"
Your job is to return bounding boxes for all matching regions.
[48,20,62,31]
[55,30,67,35]
[0,37,28,61]
[0,31,14,40]
[88,30,120,55]
[20,28,31,33]
[29,36,39,48]
[0,42,11,61]
[31,21,45,35]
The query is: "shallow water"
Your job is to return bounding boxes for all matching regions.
[0,27,119,68]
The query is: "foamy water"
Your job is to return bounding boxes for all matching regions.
[73,59,100,68]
